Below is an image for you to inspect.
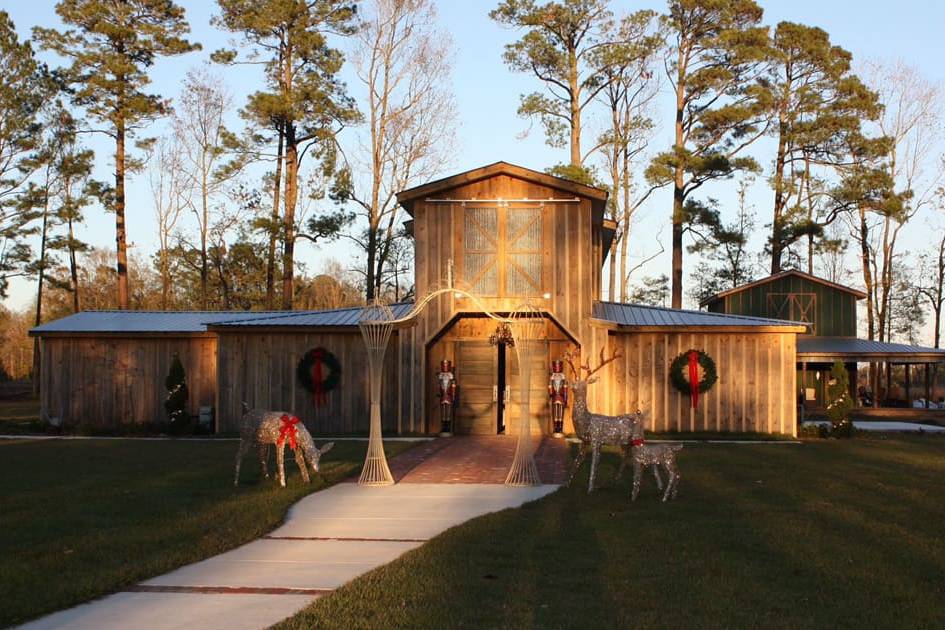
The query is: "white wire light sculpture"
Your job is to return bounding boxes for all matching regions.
[357,300,395,486]
[505,301,544,486]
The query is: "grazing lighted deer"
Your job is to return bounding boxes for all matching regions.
[234,403,334,487]
[627,411,682,502]
[565,348,636,493]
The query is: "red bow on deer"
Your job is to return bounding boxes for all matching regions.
[277,414,301,449]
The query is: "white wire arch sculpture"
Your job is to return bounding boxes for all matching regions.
[355,267,545,487]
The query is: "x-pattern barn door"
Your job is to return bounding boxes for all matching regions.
[463,205,542,296]
[767,293,816,333]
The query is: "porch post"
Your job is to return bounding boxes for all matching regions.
[886,362,892,406]
[905,364,911,405]
[925,363,932,408]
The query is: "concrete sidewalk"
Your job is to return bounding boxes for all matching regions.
[19,483,558,630]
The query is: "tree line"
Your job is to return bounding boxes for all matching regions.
[1,0,944,381]
[493,0,944,351]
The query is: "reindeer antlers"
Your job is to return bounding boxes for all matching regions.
[563,347,622,381]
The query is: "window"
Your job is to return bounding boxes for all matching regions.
[462,206,543,297]
[464,207,498,295]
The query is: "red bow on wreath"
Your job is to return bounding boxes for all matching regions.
[631,438,645,447]
[277,414,301,449]
[310,349,327,408]
[687,350,700,409]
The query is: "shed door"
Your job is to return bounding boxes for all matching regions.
[505,341,549,435]
[454,341,497,434]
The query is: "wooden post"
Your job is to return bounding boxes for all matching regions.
[885,362,892,406]
[800,361,807,423]
[904,364,911,405]
[925,363,931,409]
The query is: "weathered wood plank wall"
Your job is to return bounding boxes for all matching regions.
[215,330,399,434]
[39,335,216,428]
[604,331,797,436]
[408,173,607,432]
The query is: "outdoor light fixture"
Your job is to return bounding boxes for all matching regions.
[542,292,551,299]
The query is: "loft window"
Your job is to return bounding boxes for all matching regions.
[462,206,542,297]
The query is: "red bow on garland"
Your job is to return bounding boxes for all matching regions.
[687,350,700,409]
[311,349,327,408]
[277,414,301,449]
[631,438,645,447]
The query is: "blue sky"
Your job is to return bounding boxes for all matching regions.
[4,0,944,320]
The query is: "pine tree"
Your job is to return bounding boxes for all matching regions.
[35,0,199,309]
[491,0,622,181]
[0,10,47,299]
[164,354,190,432]
[646,0,769,308]
[213,0,360,310]
[760,22,881,273]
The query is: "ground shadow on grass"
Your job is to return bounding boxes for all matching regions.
[276,438,945,630]
[0,438,414,627]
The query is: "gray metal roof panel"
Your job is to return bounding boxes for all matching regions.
[31,304,417,334]
[593,301,804,328]
[209,302,416,327]
[797,337,945,358]
[30,310,290,334]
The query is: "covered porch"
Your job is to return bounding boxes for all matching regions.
[796,336,945,418]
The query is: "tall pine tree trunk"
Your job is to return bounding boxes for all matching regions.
[115,118,129,309]
[619,150,631,303]
[32,182,50,394]
[281,123,298,310]
[266,122,284,310]
[671,57,686,309]
[569,52,581,167]
[770,116,788,274]
[858,204,878,406]
[68,216,80,312]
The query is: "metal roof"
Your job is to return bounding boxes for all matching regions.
[593,301,806,329]
[30,304,418,335]
[29,310,289,334]
[797,337,945,363]
[209,303,415,328]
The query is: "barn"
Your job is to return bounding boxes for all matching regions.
[32,162,811,436]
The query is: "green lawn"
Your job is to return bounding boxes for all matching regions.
[0,438,414,627]
[278,437,945,630]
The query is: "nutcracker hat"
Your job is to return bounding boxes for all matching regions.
[551,359,563,372]
[440,359,452,372]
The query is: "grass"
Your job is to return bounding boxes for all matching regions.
[0,438,414,627]
[278,436,945,630]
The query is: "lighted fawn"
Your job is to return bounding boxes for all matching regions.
[565,348,636,493]
[234,403,334,487]
[627,410,682,502]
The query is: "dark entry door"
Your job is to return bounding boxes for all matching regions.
[455,341,497,434]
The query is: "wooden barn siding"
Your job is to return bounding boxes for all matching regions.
[718,276,856,337]
[603,331,797,436]
[408,173,604,431]
[39,335,216,428]
[216,331,399,435]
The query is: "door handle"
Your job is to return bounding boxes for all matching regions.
[492,385,498,402]
[505,386,511,402]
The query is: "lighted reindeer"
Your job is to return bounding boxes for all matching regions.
[627,410,683,502]
[565,348,636,493]
[234,403,334,487]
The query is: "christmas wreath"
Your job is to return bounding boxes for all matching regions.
[669,349,717,409]
[297,347,341,407]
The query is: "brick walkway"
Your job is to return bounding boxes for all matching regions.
[389,436,569,484]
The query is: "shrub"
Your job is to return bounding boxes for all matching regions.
[826,360,854,438]
[164,354,191,433]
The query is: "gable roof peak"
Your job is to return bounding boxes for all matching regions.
[700,269,867,306]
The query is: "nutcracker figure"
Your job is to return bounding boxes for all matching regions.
[548,359,568,437]
[436,359,457,436]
